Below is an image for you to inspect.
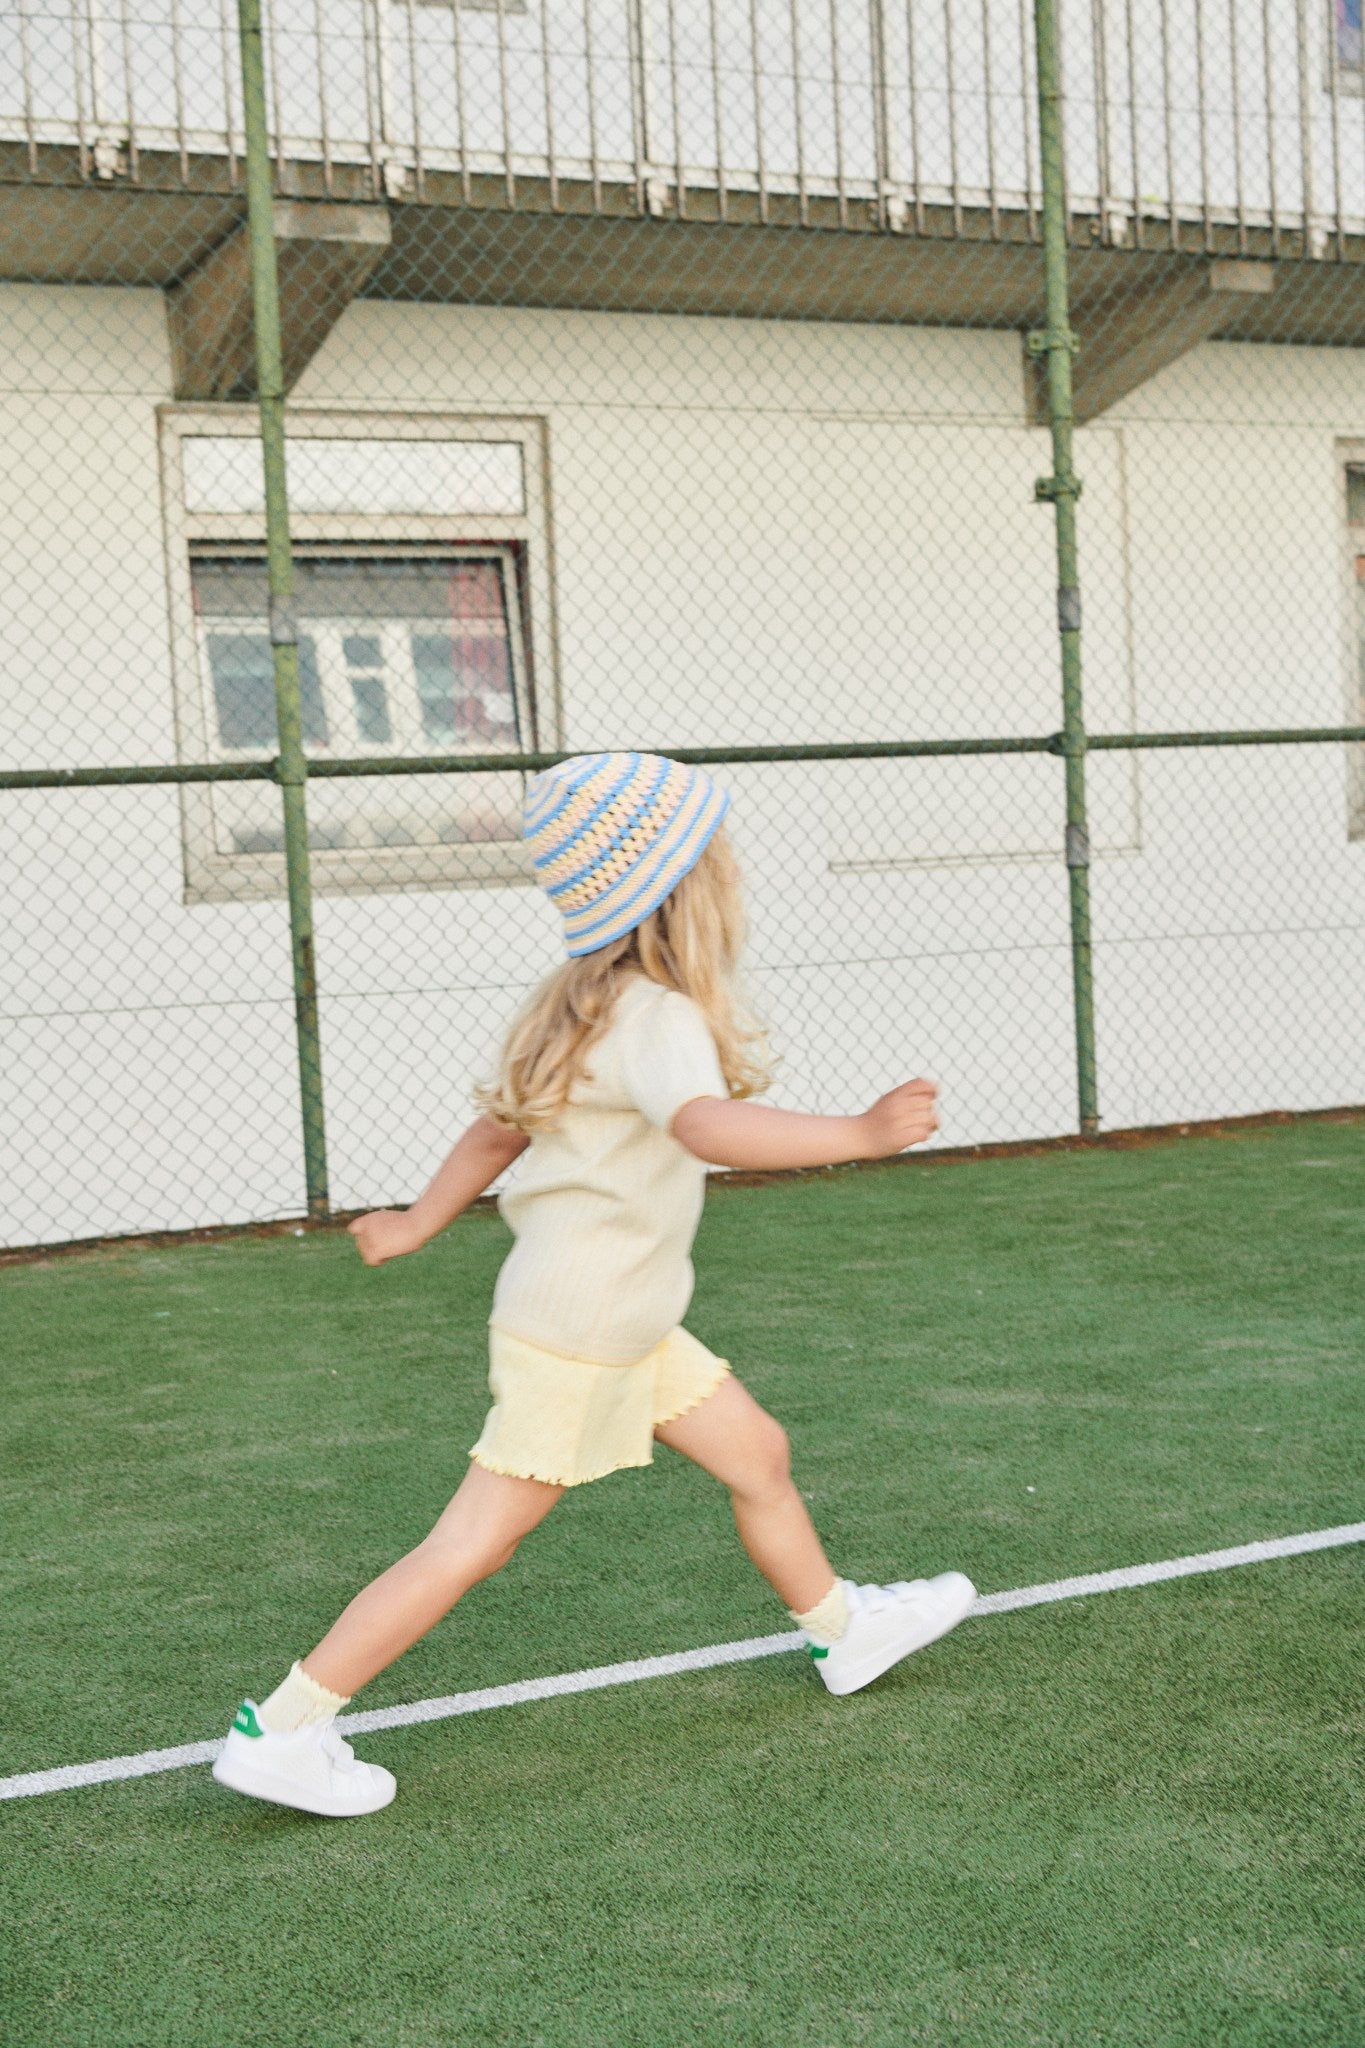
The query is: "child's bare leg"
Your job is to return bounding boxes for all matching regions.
[655,1375,834,1613]
[302,1462,562,1697]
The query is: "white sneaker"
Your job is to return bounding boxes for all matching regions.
[211,1701,397,1818]
[811,1573,977,1696]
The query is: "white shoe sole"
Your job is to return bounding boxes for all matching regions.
[819,1573,977,1696]
[211,1748,397,1819]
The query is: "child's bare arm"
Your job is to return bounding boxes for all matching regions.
[348,1117,530,1265]
[672,1081,938,1170]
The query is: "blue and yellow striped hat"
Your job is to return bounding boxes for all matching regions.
[523,752,731,957]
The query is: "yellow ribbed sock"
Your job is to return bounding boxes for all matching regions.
[257,1660,350,1733]
[789,1577,850,1647]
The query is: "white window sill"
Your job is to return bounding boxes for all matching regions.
[183,837,535,905]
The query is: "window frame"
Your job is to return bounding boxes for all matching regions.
[1339,445,1365,839]
[158,404,559,904]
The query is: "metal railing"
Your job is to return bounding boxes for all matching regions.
[4,1,1365,249]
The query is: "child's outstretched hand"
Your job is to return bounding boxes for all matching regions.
[673,1080,940,1170]
[347,1118,529,1267]
[348,1209,425,1266]
[861,1079,939,1157]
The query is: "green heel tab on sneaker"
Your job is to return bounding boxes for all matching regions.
[232,1701,265,1739]
[806,1644,829,1661]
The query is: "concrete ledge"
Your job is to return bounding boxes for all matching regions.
[166,199,391,400]
[7,176,1365,386]
[1032,257,1277,424]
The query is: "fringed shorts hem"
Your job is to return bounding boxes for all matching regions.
[653,1360,731,1431]
[470,1324,730,1489]
[468,1445,654,1489]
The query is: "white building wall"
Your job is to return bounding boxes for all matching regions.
[1,283,1362,1246]
[1096,344,1365,1130]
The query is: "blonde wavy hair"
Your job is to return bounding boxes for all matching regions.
[478,825,770,1134]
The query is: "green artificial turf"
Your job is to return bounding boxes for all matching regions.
[2,1120,1363,2046]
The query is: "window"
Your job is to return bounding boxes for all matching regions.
[160,410,557,902]
[1336,0,1363,77]
[1344,460,1365,837]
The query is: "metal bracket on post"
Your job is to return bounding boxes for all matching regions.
[1025,325,1079,359]
[268,593,297,646]
[1065,822,1091,868]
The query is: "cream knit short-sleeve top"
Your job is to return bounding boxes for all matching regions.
[490,975,726,1365]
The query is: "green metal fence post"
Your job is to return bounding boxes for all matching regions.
[237,0,330,1215]
[1031,0,1099,1136]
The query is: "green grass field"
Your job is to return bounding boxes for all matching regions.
[3,1120,1363,2047]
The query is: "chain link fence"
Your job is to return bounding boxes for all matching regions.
[2,0,1363,1250]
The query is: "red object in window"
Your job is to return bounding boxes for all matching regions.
[446,563,514,736]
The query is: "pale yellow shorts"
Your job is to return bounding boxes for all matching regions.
[471,1324,730,1488]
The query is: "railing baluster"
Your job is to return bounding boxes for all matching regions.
[1090,0,1112,241]
[1124,0,1139,247]
[403,0,425,199]
[1020,0,1038,236]
[170,0,189,184]
[708,0,726,219]
[17,0,37,177]
[944,0,963,236]
[494,0,515,207]
[1325,0,1344,257]
[584,0,602,213]
[905,0,925,234]
[542,0,559,209]
[789,0,809,226]
[452,0,471,204]
[359,0,383,202]
[69,0,91,180]
[312,0,333,196]
[748,0,769,223]
[1259,0,1277,254]
[1227,0,1246,253]
[82,0,103,134]
[668,0,686,217]
[1357,0,1365,254]
[1186,0,1211,249]
[831,0,849,230]
[629,0,649,214]
[1294,0,1313,255]
[372,0,397,192]
[1160,0,1177,247]
[118,0,139,183]
[982,0,1000,236]
[219,0,239,188]
[870,0,898,230]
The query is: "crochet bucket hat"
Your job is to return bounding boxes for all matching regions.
[523,751,730,958]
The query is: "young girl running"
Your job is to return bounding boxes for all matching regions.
[213,753,976,1818]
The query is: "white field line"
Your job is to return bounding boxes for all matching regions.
[3,1520,1361,1805]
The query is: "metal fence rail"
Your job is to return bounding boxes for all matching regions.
[8,726,1364,795]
